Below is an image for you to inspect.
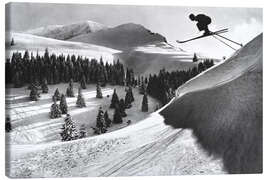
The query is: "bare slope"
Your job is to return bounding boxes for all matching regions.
[161,33,263,173]
[25,20,107,40]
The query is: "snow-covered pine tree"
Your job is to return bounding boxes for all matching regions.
[79,124,87,139]
[76,87,86,107]
[119,99,127,117]
[10,37,15,46]
[96,82,103,98]
[41,79,49,93]
[113,105,123,124]
[110,89,119,108]
[60,94,68,114]
[95,107,107,134]
[193,53,198,62]
[129,86,135,102]
[141,93,149,112]
[29,84,39,101]
[104,110,112,128]
[50,99,62,119]
[52,88,61,101]
[139,81,146,94]
[5,117,12,132]
[60,114,79,141]
[124,89,132,109]
[66,79,75,97]
[80,75,87,89]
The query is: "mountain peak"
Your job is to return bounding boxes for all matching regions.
[25,20,107,40]
[70,22,167,49]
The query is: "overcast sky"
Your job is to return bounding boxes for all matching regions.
[6,2,262,58]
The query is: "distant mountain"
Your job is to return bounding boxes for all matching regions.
[25,20,107,40]
[22,21,217,75]
[69,23,167,50]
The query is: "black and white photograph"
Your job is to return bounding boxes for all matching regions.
[5,2,262,178]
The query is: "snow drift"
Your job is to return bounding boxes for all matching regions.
[161,33,263,173]
[25,20,107,40]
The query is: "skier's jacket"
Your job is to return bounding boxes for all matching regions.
[194,14,212,25]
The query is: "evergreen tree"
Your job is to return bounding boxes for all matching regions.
[41,79,49,93]
[60,94,68,114]
[29,84,39,101]
[80,75,87,89]
[110,89,119,109]
[76,87,86,107]
[79,124,87,139]
[129,86,135,102]
[124,89,132,109]
[113,105,123,124]
[13,71,22,88]
[119,99,127,117]
[96,82,103,98]
[104,111,112,128]
[50,99,62,119]
[10,37,15,46]
[52,88,61,101]
[139,81,146,94]
[95,107,107,134]
[60,114,79,141]
[5,117,12,133]
[141,93,149,112]
[66,79,75,97]
[193,53,198,62]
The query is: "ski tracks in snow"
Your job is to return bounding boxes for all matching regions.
[98,128,184,176]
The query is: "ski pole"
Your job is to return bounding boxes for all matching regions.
[215,34,243,47]
[212,35,237,51]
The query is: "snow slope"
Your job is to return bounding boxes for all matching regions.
[114,42,210,75]
[69,23,167,50]
[6,84,159,145]
[25,20,107,40]
[6,32,120,63]
[161,33,262,173]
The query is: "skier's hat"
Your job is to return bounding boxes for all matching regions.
[189,14,195,21]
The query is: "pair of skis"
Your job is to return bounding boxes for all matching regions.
[176,28,242,50]
[176,28,228,43]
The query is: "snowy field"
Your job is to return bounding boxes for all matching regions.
[6,32,120,63]
[6,84,159,145]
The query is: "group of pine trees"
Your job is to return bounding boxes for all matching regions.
[93,87,136,134]
[147,59,215,105]
[6,49,128,88]
[50,80,86,119]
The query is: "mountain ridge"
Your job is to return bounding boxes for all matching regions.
[25,20,107,40]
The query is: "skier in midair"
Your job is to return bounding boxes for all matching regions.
[189,14,212,35]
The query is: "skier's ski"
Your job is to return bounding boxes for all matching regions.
[176,28,228,43]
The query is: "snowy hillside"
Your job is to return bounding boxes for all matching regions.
[69,23,167,50]
[6,32,119,63]
[161,33,262,173]
[25,20,107,40]
[22,21,216,75]
[115,42,206,75]
[7,33,262,177]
